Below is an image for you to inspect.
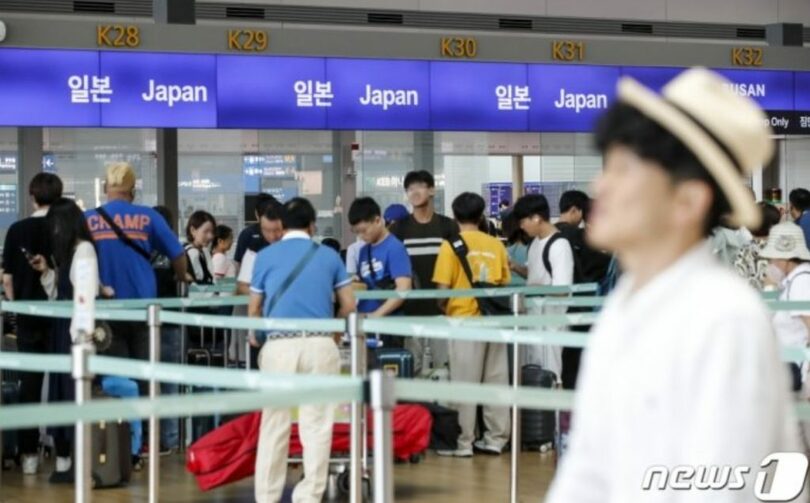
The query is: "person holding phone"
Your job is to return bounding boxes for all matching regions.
[1,173,62,476]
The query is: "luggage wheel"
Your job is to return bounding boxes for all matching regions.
[336,471,371,498]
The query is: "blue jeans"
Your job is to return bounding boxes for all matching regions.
[100,376,142,456]
[160,325,182,449]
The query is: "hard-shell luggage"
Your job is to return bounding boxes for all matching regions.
[521,364,557,451]
[91,419,132,488]
[372,347,414,378]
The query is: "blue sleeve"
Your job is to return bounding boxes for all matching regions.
[388,239,412,279]
[801,217,810,250]
[149,209,184,260]
[333,251,351,290]
[234,227,251,263]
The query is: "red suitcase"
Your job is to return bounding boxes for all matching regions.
[187,404,432,491]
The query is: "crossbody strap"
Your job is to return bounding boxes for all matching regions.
[265,242,320,316]
[96,207,151,262]
[449,237,476,285]
[364,244,377,289]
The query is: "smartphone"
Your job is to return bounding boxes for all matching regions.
[19,246,34,262]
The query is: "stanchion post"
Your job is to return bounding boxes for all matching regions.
[178,281,189,451]
[72,335,95,503]
[509,292,525,503]
[369,370,395,503]
[348,313,366,503]
[147,304,162,503]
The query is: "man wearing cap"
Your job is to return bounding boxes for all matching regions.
[547,69,801,502]
[760,222,810,392]
[85,163,187,390]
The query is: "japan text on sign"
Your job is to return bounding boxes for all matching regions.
[97,25,140,48]
[552,41,585,62]
[731,47,764,67]
[227,29,268,52]
[440,37,478,59]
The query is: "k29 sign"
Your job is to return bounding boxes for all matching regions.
[0,48,806,132]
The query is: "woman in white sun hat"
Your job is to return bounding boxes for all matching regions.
[546,68,801,503]
[760,221,810,392]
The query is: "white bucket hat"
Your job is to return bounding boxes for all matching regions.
[617,67,774,228]
[759,222,810,261]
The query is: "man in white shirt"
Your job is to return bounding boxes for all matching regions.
[233,204,284,367]
[547,69,802,502]
[512,193,574,379]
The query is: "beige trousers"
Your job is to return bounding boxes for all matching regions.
[254,336,340,503]
[449,340,511,451]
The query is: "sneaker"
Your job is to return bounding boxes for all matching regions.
[473,440,504,455]
[49,458,74,485]
[132,455,144,472]
[435,448,473,458]
[21,454,39,475]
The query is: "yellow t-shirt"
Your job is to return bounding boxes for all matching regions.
[432,230,511,317]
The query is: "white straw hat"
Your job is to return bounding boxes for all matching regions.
[759,222,810,261]
[617,67,773,228]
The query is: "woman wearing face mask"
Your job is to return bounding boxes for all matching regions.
[184,210,217,286]
[760,221,810,392]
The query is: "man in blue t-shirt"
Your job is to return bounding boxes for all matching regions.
[789,188,810,250]
[85,162,186,384]
[248,198,355,503]
[349,197,412,319]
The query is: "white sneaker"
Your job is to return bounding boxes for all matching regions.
[55,456,72,473]
[22,454,39,475]
[435,448,473,458]
[473,440,504,455]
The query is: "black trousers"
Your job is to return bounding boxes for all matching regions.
[15,317,50,455]
[105,321,150,397]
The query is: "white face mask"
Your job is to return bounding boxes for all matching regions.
[766,263,786,285]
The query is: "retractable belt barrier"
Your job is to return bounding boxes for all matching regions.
[0,286,807,503]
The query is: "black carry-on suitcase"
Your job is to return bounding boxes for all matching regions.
[91,419,132,488]
[521,364,557,452]
[371,347,415,378]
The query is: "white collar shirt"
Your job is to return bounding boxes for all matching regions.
[546,244,800,503]
[773,262,810,356]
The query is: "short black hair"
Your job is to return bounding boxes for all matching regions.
[499,200,510,208]
[282,197,316,230]
[321,238,341,253]
[404,170,435,190]
[559,190,590,217]
[260,198,284,222]
[153,205,174,232]
[789,189,810,213]
[451,192,486,225]
[753,202,782,238]
[255,193,279,217]
[29,173,63,206]
[348,197,382,226]
[595,103,731,236]
[513,194,550,222]
[213,224,233,249]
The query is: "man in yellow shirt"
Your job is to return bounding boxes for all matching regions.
[432,192,512,457]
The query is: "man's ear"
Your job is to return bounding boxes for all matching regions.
[673,180,714,231]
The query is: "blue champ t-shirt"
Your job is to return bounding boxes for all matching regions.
[86,200,184,299]
[356,234,412,314]
[251,234,351,319]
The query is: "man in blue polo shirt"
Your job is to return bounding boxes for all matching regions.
[85,163,186,381]
[248,197,355,503]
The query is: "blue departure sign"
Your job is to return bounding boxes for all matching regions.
[0,48,807,132]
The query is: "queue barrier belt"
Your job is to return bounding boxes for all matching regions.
[3,353,810,427]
